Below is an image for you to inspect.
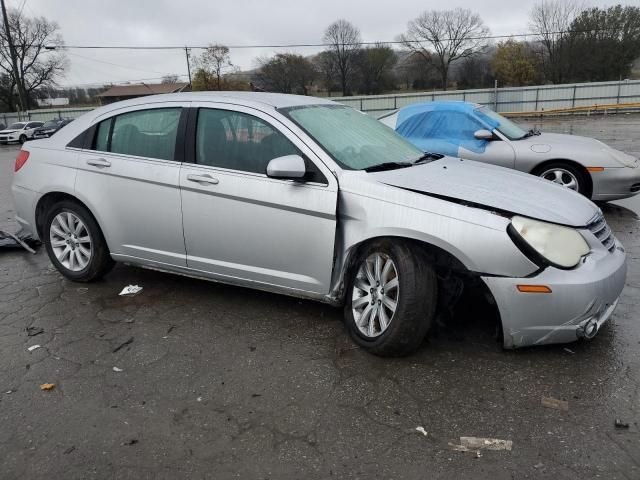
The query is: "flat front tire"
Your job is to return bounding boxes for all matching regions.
[344,239,437,356]
[43,200,114,282]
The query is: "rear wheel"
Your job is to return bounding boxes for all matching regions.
[344,239,437,356]
[43,200,114,282]
[536,162,590,197]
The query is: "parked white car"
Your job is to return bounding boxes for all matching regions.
[0,121,44,144]
[11,93,627,356]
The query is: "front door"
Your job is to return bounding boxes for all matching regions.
[179,104,338,294]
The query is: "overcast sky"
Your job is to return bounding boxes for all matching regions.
[15,0,628,87]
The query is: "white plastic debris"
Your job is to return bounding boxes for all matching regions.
[27,344,41,352]
[415,426,428,436]
[112,366,124,372]
[119,285,143,296]
[449,437,513,452]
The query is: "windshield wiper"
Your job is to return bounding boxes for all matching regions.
[411,152,444,165]
[522,128,541,138]
[363,161,412,172]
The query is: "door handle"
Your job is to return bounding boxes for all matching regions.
[86,158,111,168]
[187,173,219,185]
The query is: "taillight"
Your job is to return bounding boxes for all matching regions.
[15,150,29,172]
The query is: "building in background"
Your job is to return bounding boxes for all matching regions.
[36,97,70,108]
[97,82,191,104]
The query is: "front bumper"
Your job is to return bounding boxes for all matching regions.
[0,134,19,143]
[482,241,627,348]
[591,165,640,201]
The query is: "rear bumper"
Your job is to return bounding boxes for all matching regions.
[591,166,640,201]
[483,241,627,348]
[11,184,39,240]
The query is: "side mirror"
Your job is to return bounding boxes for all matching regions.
[266,154,306,180]
[474,129,494,140]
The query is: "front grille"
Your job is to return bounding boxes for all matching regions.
[631,183,640,193]
[587,213,615,252]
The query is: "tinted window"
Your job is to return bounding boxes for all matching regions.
[196,108,299,174]
[108,108,181,160]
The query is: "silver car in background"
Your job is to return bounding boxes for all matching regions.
[379,101,640,201]
[11,92,627,355]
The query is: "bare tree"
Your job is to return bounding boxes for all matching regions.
[0,9,66,111]
[529,0,583,83]
[195,45,234,90]
[400,8,490,90]
[161,74,180,84]
[356,44,397,95]
[323,19,361,96]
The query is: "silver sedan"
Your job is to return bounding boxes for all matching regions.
[11,92,626,356]
[379,101,640,201]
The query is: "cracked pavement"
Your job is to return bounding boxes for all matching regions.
[1,114,640,479]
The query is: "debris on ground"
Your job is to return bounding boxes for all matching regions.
[415,426,428,436]
[541,396,569,411]
[534,462,544,469]
[615,419,630,429]
[40,383,55,391]
[112,336,134,353]
[27,345,41,352]
[121,439,138,446]
[449,437,513,452]
[76,287,88,294]
[112,367,123,372]
[26,326,44,337]
[63,446,75,455]
[563,347,575,354]
[0,229,38,253]
[119,285,143,296]
[5,390,14,394]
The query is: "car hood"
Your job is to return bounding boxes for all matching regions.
[370,157,599,227]
[0,129,17,134]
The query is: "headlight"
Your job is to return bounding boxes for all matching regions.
[509,216,590,269]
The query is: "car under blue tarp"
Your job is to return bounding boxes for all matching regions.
[395,101,500,157]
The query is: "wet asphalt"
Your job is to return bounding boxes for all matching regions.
[0,114,639,479]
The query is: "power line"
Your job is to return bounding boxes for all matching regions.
[47,27,625,51]
[67,51,178,76]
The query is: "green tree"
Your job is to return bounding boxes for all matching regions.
[568,5,640,82]
[491,40,541,86]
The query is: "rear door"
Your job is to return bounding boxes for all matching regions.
[179,103,338,294]
[75,103,188,267]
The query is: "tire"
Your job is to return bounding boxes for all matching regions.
[535,162,590,197]
[43,200,114,282]
[344,239,437,356]
[19,134,27,144]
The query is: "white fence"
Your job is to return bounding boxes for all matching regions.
[332,79,640,116]
[1,79,639,125]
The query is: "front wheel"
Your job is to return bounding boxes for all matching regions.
[43,200,114,282]
[344,239,437,356]
[19,134,27,144]
[536,162,590,197]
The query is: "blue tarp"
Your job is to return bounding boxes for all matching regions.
[395,101,500,157]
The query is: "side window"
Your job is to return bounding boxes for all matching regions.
[195,108,299,174]
[93,118,111,152]
[110,108,181,160]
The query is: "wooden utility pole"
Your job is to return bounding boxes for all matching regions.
[0,0,26,112]
[184,47,192,88]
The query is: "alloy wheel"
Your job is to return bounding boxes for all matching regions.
[351,252,399,338]
[540,168,579,191]
[49,212,92,271]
